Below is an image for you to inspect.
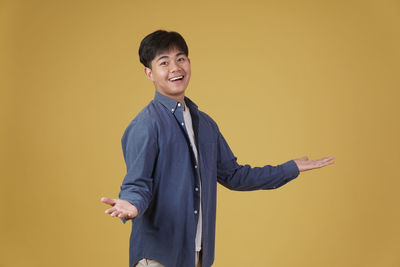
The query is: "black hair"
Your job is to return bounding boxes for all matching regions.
[139,30,189,68]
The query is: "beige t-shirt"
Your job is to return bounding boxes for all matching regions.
[183,104,202,252]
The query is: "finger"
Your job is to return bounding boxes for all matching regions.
[313,161,323,168]
[118,210,127,218]
[111,210,121,217]
[320,157,335,164]
[101,197,116,206]
[314,157,333,164]
[317,159,335,168]
[321,156,334,161]
[105,207,117,214]
[323,160,335,166]
[122,212,134,219]
[307,160,325,169]
[118,212,132,219]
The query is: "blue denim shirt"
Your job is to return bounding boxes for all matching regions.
[119,92,300,267]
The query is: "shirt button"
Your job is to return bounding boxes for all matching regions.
[178,103,181,107]
[195,187,199,192]
[194,165,198,169]
[194,210,198,214]
[171,108,174,112]
[181,122,184,126]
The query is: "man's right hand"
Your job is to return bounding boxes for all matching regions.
[101,197,138,219]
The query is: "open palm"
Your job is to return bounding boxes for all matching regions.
[101,197,138,219]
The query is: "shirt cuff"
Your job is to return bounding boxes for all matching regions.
[281,160,300,181]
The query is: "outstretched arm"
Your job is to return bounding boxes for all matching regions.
[103,115,158,222]
[215,127,335,190]
[293,156,335,172]
[101,197,138,219]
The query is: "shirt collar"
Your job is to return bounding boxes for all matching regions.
[154,91,198,113]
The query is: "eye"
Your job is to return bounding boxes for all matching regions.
[160,61,168,66]
[177,57,185,62]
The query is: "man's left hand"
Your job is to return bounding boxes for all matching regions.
[293,156,335,172]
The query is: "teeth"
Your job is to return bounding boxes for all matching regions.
[170,76,183,81]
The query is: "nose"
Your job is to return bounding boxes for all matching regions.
[169,60,181,73]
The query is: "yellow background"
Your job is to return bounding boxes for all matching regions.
[1,0,400,266]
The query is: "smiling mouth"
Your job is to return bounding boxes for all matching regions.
[169,75,184,82]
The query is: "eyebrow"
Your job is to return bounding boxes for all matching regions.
[156,52,186,62]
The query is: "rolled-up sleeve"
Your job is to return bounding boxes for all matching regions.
[216,130,300,191]
[118,115,158,223]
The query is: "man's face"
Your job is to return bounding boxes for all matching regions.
[145,47,191,100]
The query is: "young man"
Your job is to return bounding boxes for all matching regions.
[101,30,334,267]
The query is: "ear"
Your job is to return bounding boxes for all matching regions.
[144,67,153,81]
